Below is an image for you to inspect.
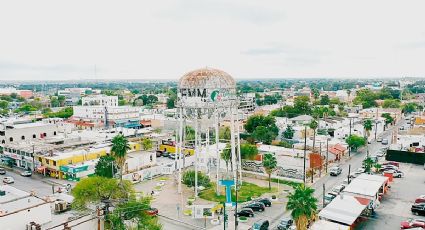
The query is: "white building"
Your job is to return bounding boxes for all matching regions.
[0,121,60,145]
[58,88,92,106]
[82,95,118,107]
[72,106,141,129]
[0,185,52,230]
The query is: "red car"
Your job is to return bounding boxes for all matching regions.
[383,161,400,167]
[145,207,159,216]
[400,218,425,229]
[415,195,425,204]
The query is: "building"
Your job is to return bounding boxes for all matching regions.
[58,88,91,106]
[72,106,141,129]
[82,95,118,107]
[0,121,60,145]
[0,185,52,230]
[359,108,402,123]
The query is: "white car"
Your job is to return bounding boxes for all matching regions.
[383,169,404,178]
[3,176,14,184]
[376,151,385,157]
[331,185,346,194]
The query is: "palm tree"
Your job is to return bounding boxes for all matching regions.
[263,153,277,190]
[221,143,231,172]
[363,157,374,173]
[111,134,130,183]
[309,119,318,151]
[286,184,318,230]
[363,119,373,140]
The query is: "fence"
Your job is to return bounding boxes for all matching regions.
[386,150,425,165]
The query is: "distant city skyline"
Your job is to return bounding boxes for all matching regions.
[1,0,425,80]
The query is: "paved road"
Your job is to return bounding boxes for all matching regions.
[312,118,406,208]
[0,167,70,197]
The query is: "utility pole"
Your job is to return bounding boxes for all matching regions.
[348,164,351,184]
[326,138,329,173]
[374,121,378,140]
[303,125,307,185]
[322,183,326,208]
[319,141,322,177]
[349,117,352,157]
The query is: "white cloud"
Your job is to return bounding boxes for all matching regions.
[0,0,425,80]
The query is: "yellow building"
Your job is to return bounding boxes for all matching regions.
[37,147,107,178]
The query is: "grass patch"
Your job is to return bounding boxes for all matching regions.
[199,182,277,203]
[270,178,301,188]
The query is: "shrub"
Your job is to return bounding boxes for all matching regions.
[182,170,211,188]
[239,216,247,221]
[272,195,276,199]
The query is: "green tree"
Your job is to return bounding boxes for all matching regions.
[311,88,320,101]
[363,119,373,139]
[353,89,377,108]
[382,99,401,108]
[381,113,394,128]
[309,120,318,151]
[262,153,277,190]
[403,102,417,114]
[221,144,231,172]
[95,155,118,178]
[72,176,133,209]
[182,170,211,188]
[252,126,276,144]
[107,197,162,230]
[346,135,366,151]
[362,157,374,173]
[111,135,131,183]
[294,96,311,114]
[320,95,330,105]
[286,184,318,230]
[240,143,258,160]
[141,138,153,151]
[219,126,231,140]
[166,98,175,109]
[374,163,382,173]
[283,125,295,139]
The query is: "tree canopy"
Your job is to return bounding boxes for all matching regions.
[286,184,318,230]
[95,155,118,178]
[72,176,133,209]
[240,143,258,160]
[283,125,295,139]
[346,135,366,150]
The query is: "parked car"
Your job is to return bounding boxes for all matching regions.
[20,171,32,177]
[156,150,163,157]
[329,166,342,176]
[0,167,6,175]
[145,207,159,216]
[251,219,269,230]
[400,218,425,229]
[255,198,272,207]
[377,137,383,142]
[382,165,399,171]
[3,176,14,184]
[382,139,389,145]
[162,152,170,158]
[411,203,425,216]
[324,192,338,205]
[237,208,254,217]
[244,202,266,212]
[382,161,400,167]
[331,185,346,194]
[415,195,425,204]
[277,217,293,230]
[382,169,404,178]
[376,151,385,157]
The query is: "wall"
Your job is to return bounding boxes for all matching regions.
[386,149,425,165]
[0,202,51,230]
[0,123,59,144]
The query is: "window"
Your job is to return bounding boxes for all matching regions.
[54,131,57,136]
[1,140,5,144]
[43,133,47,137]
[33,134,36,138]
[53,161,56,166]
[21,136,25,140]
[9,137,13,142]
[38,157,42,162]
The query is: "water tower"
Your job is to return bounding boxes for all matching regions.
[176,67,241,196]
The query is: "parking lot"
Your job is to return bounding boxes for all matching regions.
[355,163,425,230]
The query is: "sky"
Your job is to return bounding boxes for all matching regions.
[1,0,425,80]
